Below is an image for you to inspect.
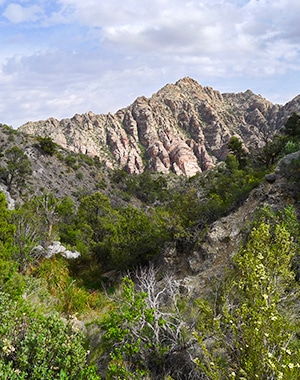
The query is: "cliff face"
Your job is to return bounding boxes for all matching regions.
[19,77,300,176]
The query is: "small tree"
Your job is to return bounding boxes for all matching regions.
[283,112,300,138]
[99,206,169,270]
[225,154,239,172]
[1,146,32,192]
[10,206,43,271]
[227,136,248,169]
[255,134,286,168]
[33,193,62,246]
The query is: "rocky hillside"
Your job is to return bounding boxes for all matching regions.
[0,125,109,204]
[171,151,300,296]
[19,77,300,177]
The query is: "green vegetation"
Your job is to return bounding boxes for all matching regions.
[0,192,21,296]
[195,207,300,379]
[0,292,98,379]
[251,113,300,169]
[111,170,170,204]
[0,113,300,378]
[227,136,248,169]
[65,154,79,169]
[37,136,57,155]
[0,146,32,192]
[283,112,300,137]
[90,207,300,379]
[58,192,171,270]
[99,269,196,379]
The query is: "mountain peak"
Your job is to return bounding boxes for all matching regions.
[176,76,201,87]
[19,79,300,177]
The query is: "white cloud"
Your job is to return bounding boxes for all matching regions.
[3,3,43,23]
[55,0,299,74]
[0,0,300,127]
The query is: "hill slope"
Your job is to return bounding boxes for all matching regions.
[19,77,300,176]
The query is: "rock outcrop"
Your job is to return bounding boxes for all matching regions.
[34,241,80,259]
[19,77,300,176]
[165,150,300,296]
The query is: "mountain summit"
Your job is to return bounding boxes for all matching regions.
[19,77,300,176]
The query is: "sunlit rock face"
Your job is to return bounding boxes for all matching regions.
[19,77,300,177]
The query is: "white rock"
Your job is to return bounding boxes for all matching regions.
[44,241,80,259]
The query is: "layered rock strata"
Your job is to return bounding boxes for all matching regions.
[20,77,300,176]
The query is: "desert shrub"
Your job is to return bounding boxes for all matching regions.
[0,192,25,297]
[227,136,248,169]
[0,292,99,379]
[166,164,263,245]
[33,256,101,314]
[253,134,287,168]
[111,170,170,204]
[78,154,95,166]
[194,208,300,379]
[283,140,300,155]
[65,155,78,168]
[37,136,57,155]
[75,192,169,270]
[99,268,198,379]
[76,171,84,180]
[91,205,170,271]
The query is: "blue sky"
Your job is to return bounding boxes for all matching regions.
[1,0,300,128]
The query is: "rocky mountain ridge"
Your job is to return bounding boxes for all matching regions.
[19,77,300,176]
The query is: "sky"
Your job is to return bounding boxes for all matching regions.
[0,0,300,128]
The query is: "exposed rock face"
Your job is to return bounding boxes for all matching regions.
[19,77,300,176]
[164,153,300,296]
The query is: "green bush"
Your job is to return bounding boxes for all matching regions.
[94,205,170,270]
[100,272,196,379]
[283,112,300,137]
[227,136,248,169]
[111,170,170,204]
[64,192,171,271]
[283,140,300,155]
[166,164,264,245]
[76,171,84,180]
[65,155,78,168]
[194,208,300,379]
[0,292,99,379]
[33,256,101,314]
[37,136,57,156]
[78,154,95,166]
